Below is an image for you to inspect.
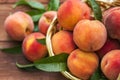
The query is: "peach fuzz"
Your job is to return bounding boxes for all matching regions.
[103,7,120,23]
[73,19,107,52]
[67,49,99,80]
[57,0,91,31]
[80,2,91,19]
[4,11,34,41]
[96,38,120,59]
[103,7,120,40]
[51,30,76,55]
[101,50,120,80]
[38,11,57,35]
[22,32,47,62]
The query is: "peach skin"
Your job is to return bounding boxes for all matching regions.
[4,11,34,41]
[67,49,99,80]
[22,32,48,62]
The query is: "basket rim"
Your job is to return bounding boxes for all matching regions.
[46,16,81,80]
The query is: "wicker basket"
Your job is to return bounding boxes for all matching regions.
[46,16,81,80]
[46,0,120,80]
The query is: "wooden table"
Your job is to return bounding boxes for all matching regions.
[0,0,68,80]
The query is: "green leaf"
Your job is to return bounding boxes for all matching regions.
[27,0,45,10]
[34,53,69,72]
[16,62,34,68]
[90,67,101,80]
[13,0,27,8]
[1,45,22,54]
[90,67,107,80]
[87,0,102,21]
[26,10,45,31]
[27,10,44,22]
[37,38,46,45]
[31,14,42,22]
[13,0,45,11]
[34,23,39,32]
[27,10,45,16]
[16,54,68,72]
[16,62,37,71]
[47,0,60,11]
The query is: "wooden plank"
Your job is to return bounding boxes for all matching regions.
[0,41,69,80]
[0,4,31,41]
[0,0,65,41]
[0,41,20,49]
[0,4,13,41]
[0,49,68,80]
[0,0,17,3]
[0,0,69,80]
[0,41,68,80]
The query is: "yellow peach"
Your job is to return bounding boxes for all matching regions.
[52,30,76,55]
[57,0,91,31]
[22,32,47,62]
[101,50,120,80]
[67,49,99,80]
[4,11,34,41]
[73,19,107,52]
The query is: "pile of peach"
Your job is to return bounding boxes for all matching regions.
[4,0,120,80]
[4,11,57,61]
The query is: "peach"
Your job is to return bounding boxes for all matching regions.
[67,49,99,80]
[73,19,107,52]
[57,0,91,31]
[103,7,120,23]
[80,2,91,19]
[4,11,34,41]
[51,30,76,55]
[101,50,120,80]
[96,38,120,59]
[38,11,57,35]
[22,32,47,62]
[103,7,120,40]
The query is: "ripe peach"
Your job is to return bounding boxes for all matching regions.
[38,11,57,35]
[101,50,120,80]
[96,38,120,59]
[103,7,120,40]
[57,0,91,31]
[103,7,120,23]
[80,2,91,19]
[67,49,99,80]
[22,32,47,62]
[4,11,34,41]
[73,19,107,52]
[51,30,76,55]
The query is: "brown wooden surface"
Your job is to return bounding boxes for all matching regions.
[0,0,69,80]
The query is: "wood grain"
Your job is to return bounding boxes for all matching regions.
[0,50,68,80]
[0,0,65,41]
[0,0,69,80]
[0,4,32,41]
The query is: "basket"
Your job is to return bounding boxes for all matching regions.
[46,16,81,80]
[46,0,120,80]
